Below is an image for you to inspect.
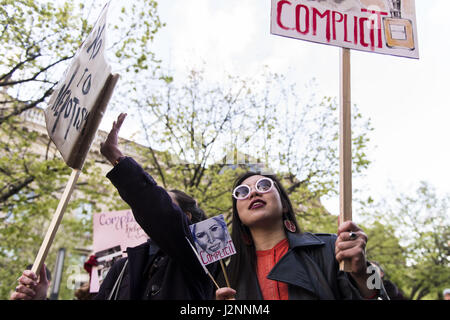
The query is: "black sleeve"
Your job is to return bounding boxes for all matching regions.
[106,157,208,279]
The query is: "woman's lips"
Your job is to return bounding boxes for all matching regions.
[249,199,266,210]
[208,243,221,252]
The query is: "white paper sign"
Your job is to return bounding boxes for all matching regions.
[89,209,149,293]
[93,209,149,254]
[45,1,113,168]
[271,0,419,59]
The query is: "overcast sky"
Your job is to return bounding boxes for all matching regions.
[109,0,450,217]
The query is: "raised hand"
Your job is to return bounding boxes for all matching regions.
[100,113,127,165]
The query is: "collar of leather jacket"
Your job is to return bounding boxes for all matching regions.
[286,231,326,248]
[234,232,346,300]
[267,232,328,297]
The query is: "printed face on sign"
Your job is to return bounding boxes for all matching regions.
[189,215,236,266]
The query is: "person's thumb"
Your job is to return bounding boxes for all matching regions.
[39,264,49,284]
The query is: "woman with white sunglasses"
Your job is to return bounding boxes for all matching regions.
[216,172,389,300]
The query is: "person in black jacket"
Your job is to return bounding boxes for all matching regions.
[95,113,217,300]
[215,172,389,300]
[93,187,213,300]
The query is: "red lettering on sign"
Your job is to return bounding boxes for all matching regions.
[312,7,331,42]
[295,4,309,34]
[361,8,388,49]
[359,17,369,48]
[332,11,343,41]
[273,1,391,51]
[277,0,293,30]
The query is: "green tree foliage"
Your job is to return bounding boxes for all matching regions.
[129,67,373,231]
[0,0,163,299]
[0,0,163,123]
[391,182,450,300]
[362,182,450,300]
[364,221,407,295]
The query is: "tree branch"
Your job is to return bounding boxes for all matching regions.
[0,176,34,203]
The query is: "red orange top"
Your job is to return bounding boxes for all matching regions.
[256,238,289,300]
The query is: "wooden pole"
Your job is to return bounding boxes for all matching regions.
[185,236,221,290]
[339,47,353,272]
[208,272,221,290]
[31,169,81,276]
[220,259,231,288]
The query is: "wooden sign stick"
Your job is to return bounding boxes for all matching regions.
[185,237,220,290]
[31,168,81,275]
[339,47,353,272]
[219,259,231,288]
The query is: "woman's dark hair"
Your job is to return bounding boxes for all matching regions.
[169,189,207,224]
[226,172,300,291]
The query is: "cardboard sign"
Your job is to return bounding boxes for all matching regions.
[189,214,236,266]
[93,209,149,254]
[271,0,419,59]
[90,209,149,292]
[45,1,115,169]
[93,245,123,290]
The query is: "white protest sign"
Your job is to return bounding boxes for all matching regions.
[93,209,149,254]
[45,1,118,169]
[189,214,236,266]
[271,0,419,59]
[89,210,148,293]
[31,1,118,278]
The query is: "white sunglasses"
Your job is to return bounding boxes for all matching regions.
[232,177,274,200]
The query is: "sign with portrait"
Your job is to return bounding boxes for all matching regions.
[189,214,236,266]
[271,0,419,59]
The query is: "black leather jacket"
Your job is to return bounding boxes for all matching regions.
[94,157,217,300]
[228,232,389,300]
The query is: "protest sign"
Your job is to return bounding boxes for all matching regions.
[271,0,419,271]
[89,210,149,292]
[189,214,236,266]
[92,245,123,292]
[93,209,149,253]
[189,214,235,287]
[32,1,119,276]
[271,0,419,59]
[45,0,118,169]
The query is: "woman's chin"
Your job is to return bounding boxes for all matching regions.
[245,216,283,231]
[243,208,281,223]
